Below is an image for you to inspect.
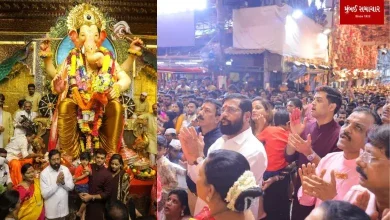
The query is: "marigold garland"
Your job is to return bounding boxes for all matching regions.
[66,46,116,149]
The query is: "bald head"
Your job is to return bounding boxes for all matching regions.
[105,200,129,220]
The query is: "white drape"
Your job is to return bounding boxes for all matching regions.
[233,5,328,60]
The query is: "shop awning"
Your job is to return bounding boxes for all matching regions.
[158,67,207,73]
[224,47,266,55]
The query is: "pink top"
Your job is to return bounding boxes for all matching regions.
[298,152,360,207]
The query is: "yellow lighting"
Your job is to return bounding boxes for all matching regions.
[0,41,25,45]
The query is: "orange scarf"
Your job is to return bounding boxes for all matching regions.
[175,114,185,134]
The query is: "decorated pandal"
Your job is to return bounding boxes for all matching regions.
[31,2,155,167]
[3,2,157,215]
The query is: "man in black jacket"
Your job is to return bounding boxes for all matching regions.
[185,99,222,214]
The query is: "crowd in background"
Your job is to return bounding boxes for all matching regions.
[156,75,390,220]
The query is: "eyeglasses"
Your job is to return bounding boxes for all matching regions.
[221,106,241,114]
[360,151,376,164]
[359,151,386,164]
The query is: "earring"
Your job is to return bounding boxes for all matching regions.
[206,196,210,202]
[181,210,184,216]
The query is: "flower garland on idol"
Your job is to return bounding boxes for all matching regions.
[67,47,116,153]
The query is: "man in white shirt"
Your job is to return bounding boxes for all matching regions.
[13,101,38,137]
[180,93,268,219]
[5,129,42,185]
[40,149,74,220]
[0,151,12,189]
[176,78,191,94]
[181,101,198,129]
[164,128,177,144]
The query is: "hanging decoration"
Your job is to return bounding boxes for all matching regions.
[331,5,379,71]
[0,42,33,82]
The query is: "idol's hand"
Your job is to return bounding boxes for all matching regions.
[39,40,51,52]
[108,84,121,100]
[39,39,52,59]
[53,75,66,94]
[130,37,143,51]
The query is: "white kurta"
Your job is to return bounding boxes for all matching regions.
[13,110,38,136]
[40,165,74,219]
[188,127,268,219]
[5,135,33,161]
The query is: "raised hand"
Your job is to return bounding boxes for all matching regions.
[56,171,65,185]
[190,119,199,127]
[299,163,317,192]
[130,37,143,52]
[351,190,370,211]
[288,133,313,156]
[39,39,52,59]
[179,126,205,165]
[381,209,389,220]
[346,190,379,220]
[252,113,267,132]
[53,75,66,94]
[108,84,121,100]
[302,169,337,201]
[289,108,307,135]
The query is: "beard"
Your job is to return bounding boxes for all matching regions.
[220,117,244,135]
[51,163,60,171]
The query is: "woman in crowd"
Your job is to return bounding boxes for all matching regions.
[108,154,141,220]
[14,163,44,220]
[194,149,263,220]
[250,97,273,219]
[257,109,291,219]
[108,154,130,204]
[306,200,370,220]
[286,98,303,114]
[0,190,20,220]
[164,111,177,133]
[251,97,273,135]
[170,102,185,134]
[163,189,192,220]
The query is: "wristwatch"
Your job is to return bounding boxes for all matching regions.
[193,157,205,165]
[307,152,316,162]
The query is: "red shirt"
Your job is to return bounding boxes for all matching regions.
[74,164,91,185]
[258,126,289,171]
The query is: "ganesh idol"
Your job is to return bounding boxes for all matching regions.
[39,4,143,159]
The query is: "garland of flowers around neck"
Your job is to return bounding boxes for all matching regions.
[68,46,116,150]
